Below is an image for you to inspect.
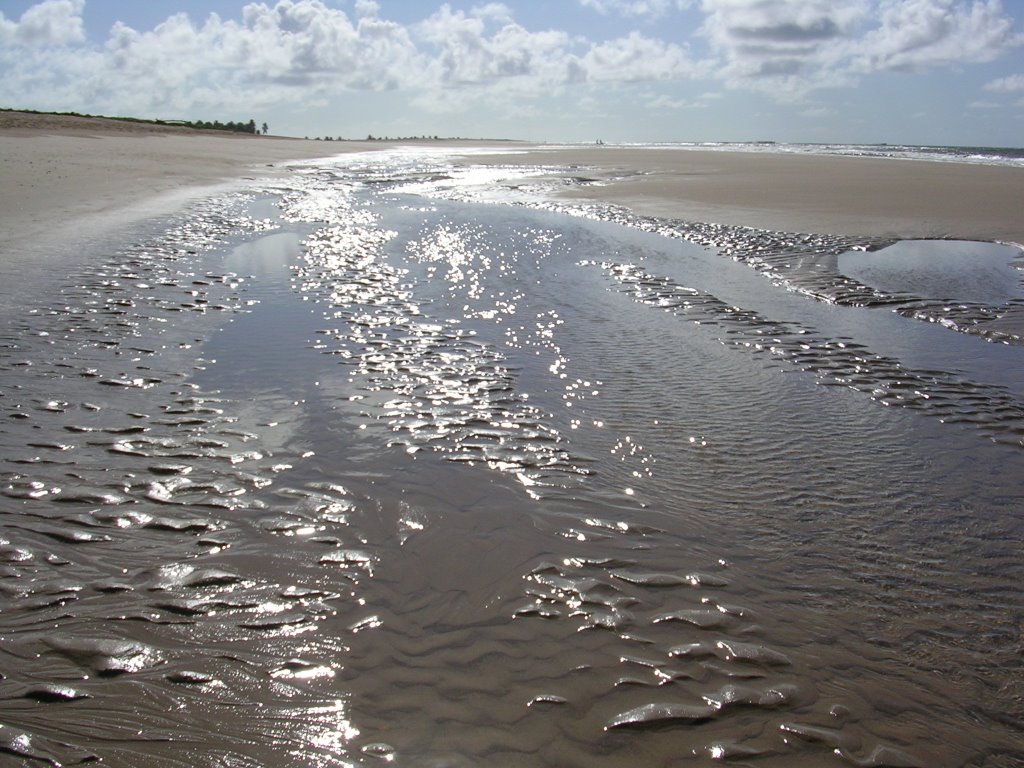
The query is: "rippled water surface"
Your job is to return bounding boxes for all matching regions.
[1,150,1022,767]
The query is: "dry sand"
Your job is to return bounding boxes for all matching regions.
[468,146,1024,245]
[0,111,343,255]
[0,111,517,261]
[3,111,1023,260]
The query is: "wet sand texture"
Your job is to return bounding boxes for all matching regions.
[1,116,1023,767]
[4,111,1024,251]
[467,146,1024,243]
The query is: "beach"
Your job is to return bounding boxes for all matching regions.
[0,111,345,255]
[1,115,1023,767]
[4,111,1024,253]
[466,145,1024,244]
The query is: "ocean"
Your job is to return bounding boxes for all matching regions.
[1,147,1022,767]
[604,141,1024,168]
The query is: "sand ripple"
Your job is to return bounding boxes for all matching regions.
[0,152,1020,767]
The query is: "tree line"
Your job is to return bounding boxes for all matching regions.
[172,118,259,134]
[168,118,269,134]
[0,109,269,135]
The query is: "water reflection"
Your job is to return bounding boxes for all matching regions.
[0,150,1021,767]
[840,238,1023,305]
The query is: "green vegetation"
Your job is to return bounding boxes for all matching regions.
[1,107,260,135]
[170,118,257,134]
[3,108,517,142]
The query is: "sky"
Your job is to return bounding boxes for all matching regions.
[1,0,1023,145]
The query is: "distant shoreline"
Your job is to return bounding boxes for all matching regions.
[558,139,1024,164]
[464,146,1024,245]
[0,108,260,137]
[2,109,1023,269]
[0,111,330,259]
[0,110,521,264]
[0,108,520,143]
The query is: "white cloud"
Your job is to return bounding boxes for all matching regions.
[700,0,869,77]
[646,93,708,108]
[416,5,574,87]
[0,0,1020,122]
[0,0,85,46]
[985,73,1024,91]
[579,0,693,16]
[852,0,1021,72]
[354,0,380,17]
[235,2,419,89]
[699,0,1022,94]
[402,6,698,93]
[0,0,424,114]
[581,31,698,81]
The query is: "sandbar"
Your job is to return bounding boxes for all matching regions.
[466,146,1024,245]
[3,111,1023,263]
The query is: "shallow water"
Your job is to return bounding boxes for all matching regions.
[1,150,1022,767]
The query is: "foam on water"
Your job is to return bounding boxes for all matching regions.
[585,140,1024,168]
[1,147,1022,767]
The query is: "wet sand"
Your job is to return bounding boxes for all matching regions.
[0,111,510,255]
[2,120,1023,766]
[466,146,1024,244]
[4,112,1023,255]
